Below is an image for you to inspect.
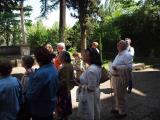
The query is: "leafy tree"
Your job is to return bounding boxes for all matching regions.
[40,0,67,42]
[69,0,101,53]
[27,20,59,48]
[65,22,81,50]
[0,0,21,12]
[0,0,32,46]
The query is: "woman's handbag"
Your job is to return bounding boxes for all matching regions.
[100,67,110,83]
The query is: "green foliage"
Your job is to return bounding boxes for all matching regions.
[0,1,32,46]
[68,47,77,53]
[0,0,21,12]
[27,20,59,48]
[40,0,59,17]
[65,22,81,51]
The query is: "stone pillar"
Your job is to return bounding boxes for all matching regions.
[20,44,30,56]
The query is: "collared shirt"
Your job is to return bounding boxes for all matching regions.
[0,76,21,120]
[127,45,135,56]
[111,50,133,74]
[26,63,59,117]
[80,64,101,91]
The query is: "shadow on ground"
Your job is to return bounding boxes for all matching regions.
[11,70,160,120]
[70,71,160,120]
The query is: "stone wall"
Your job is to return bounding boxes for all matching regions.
[0,46,21,55]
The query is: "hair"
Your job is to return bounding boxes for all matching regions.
[22,56,34,69]
[0,59,12,77]
[34,47,52,66]
[73,52,80,58]
[43,42,51,47]
[59,51,71,63]
[125,38,131,44]
[92,42,99,47]
[117,40,128,50]
[57,42,66,50]
[85,48,102,67]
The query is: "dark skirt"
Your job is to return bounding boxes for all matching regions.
[56,89,72,118]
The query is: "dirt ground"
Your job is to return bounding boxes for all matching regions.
[12,67,160,120]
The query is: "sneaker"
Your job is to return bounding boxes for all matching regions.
[111,109,119,114]
[127,89,131,94]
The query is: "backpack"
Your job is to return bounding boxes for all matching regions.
[100,67,110,84]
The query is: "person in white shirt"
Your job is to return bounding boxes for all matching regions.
[110,40,133,118]
[125,38,135,57]
[76,48,102,120]
[125,38,134,93]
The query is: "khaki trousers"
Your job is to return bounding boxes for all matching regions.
[111,76,128,115]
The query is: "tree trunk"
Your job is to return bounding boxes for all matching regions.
[80,24,87,54]
[59,0,66,42]
[20,0,26,44]
[99,33,103,62]
[79,0,88,54]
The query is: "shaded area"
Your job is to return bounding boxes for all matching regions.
[70,71,160,120]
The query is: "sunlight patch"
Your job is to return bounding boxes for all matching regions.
[132,88,147,97]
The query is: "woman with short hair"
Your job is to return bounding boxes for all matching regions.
[26,47,59,120]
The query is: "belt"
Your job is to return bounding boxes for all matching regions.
[112,74,120,77]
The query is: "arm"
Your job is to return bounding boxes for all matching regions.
[129,47,135,56]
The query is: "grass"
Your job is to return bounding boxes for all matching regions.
[102,59,111,70]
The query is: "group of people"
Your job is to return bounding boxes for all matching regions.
[0,38,134,120]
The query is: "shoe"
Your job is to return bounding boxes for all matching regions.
[116,114,127,119]
[111,109,119,114]
[127,89,131,94]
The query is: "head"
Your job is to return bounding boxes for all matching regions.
[34,47,52,66]
[117,40,128,52]
[92,42,99,48]
[125,38,131,46]
[73,52,80,59]
[57,42,66,53]
[22,56,34,69]
[82,48,102,67]
[0,59,12,77]
[43,43,54,53]
[58,51,71,64]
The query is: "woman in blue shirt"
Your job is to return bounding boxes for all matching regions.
[27,47,59,120]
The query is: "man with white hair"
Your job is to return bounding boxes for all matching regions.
[110,40,133,118]
[57,42,66,53]
[125,38,134,93]
[54,42,66,69]
[125,38,134,57]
